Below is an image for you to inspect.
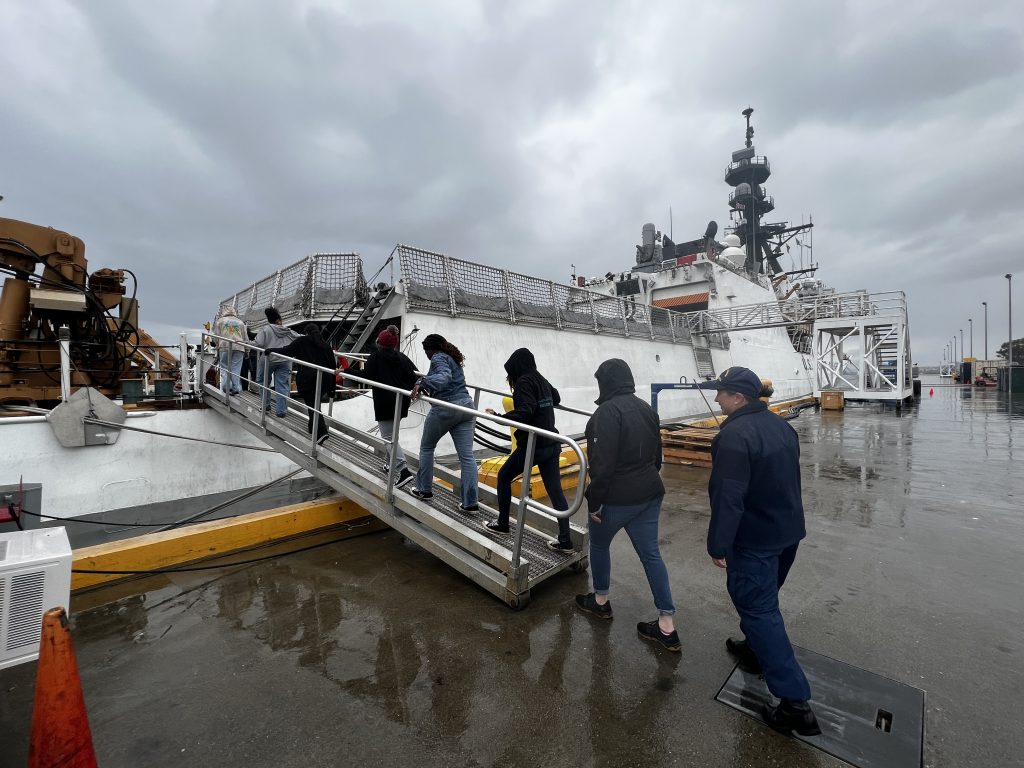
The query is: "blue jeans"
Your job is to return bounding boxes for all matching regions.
[259,358,292,416]
[497,442,570,545]
[727,544,811,701]
[588,496,674,615]
[218,349,243,393]
[417,404,478,507]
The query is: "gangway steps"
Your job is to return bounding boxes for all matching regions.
[203,387,586,607]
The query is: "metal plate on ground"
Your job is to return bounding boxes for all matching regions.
[715,645,924,768]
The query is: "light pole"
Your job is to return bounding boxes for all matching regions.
[960,328,963,363]
[1007,274,1013,399]
[969,318,973,358]
[983,301,988,360]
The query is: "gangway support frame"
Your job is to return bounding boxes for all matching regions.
[812,309,913,403]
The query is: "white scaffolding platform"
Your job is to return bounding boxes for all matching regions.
[812,291,914,402]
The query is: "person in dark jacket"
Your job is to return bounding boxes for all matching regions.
[574,358,679,652]
[698,366,819,735]
[362,326,418,488]
[483,348,572,551]
[276,324,336,441]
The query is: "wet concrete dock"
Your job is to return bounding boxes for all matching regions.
[1,378,1021,767]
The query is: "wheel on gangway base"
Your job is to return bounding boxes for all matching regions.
[508,591,531,611]
[569,556,590,574]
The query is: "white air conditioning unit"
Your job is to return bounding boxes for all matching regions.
[0,528,72,670]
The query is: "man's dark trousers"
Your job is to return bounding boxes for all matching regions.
[726,543,811,701]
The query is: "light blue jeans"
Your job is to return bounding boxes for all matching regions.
[416,405,478,507]
[258,357,293,416]
[378,419,407,472]
[588,496,675,615]
[218,350,243,393]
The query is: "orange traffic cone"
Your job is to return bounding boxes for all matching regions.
[28,607,98,768]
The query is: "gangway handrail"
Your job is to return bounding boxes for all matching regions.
[203,331,589,571]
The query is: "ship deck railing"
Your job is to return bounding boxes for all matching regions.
[396,244,731,346]
[200,333,590,609]
[685,290,908,334]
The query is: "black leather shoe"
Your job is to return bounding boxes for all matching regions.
[726,637,762,673]
[762,699,822,736]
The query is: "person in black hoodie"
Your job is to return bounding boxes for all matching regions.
[276,323,336,441]
[574,358,679,652]
[362,326,418,488]
[483,348,572,551]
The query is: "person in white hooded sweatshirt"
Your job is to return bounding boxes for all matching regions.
[254,306,300,416]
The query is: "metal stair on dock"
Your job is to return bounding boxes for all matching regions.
[201,385,588,609]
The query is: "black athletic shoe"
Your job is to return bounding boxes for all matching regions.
[396,468,414,488]
[485,521,509,534]
[762,699,822,736]
[726,637,762,673]
[574,593,613,620]
[637,620,681,652]
[409,488,433,500]
[546,540,574,552]
[458,503,479,513]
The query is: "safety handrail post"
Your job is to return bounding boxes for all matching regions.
[510,431,537,570]
[310,368,322,457]
[385,390,403,505]
[260,347,271,430]
[225,340,235,413]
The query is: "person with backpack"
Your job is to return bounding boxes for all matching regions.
[212,308,248,395]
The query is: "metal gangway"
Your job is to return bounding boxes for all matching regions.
[200,333,590,609]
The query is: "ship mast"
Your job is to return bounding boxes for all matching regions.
[724,108,812,276]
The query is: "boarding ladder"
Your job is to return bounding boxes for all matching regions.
[332,287,398,355]
[201,335,589,609]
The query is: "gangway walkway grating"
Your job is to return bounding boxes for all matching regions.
[199,344,589,608]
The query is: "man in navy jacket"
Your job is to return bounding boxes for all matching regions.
[699,366,820,736]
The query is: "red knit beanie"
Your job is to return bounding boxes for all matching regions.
[376,329,399,348]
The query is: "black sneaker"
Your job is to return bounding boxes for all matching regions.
[637,620,681,652]
[395,468,414,488]
[409,488,433,500]
[762,699,822,736]
[458,503,479,513]
[546,540,574,552]
[574,593,612,620]
[726,637,762,673]
[381,462,389,473]
[485,521,509,535]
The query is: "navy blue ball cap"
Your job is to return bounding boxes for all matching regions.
[696,366,763,398]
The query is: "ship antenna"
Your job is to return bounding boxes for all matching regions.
[669,206,673,240]
[742,107,754,148]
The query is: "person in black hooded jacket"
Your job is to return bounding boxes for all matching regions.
[574,358,679,652]
[484,348,572,551]
[362,326,418,487]
[276,323,336,440]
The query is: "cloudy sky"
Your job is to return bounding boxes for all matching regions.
[2,0,1021,363]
